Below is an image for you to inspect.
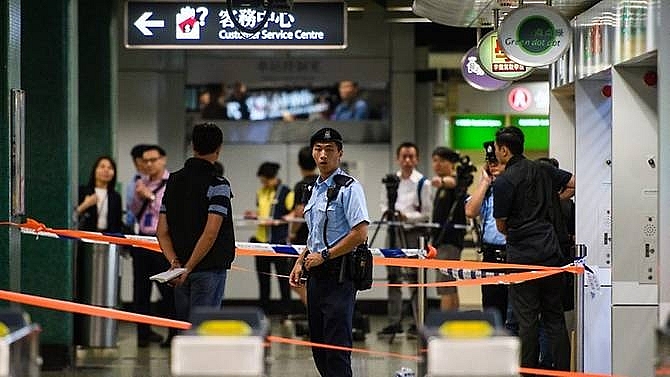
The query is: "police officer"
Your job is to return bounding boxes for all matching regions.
[464,141,508,323]
[289,127,369,377]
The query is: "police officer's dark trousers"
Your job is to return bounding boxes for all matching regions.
[307,259,356,377]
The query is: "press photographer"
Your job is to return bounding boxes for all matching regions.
[375,142,432,338]
[429,146,473,311]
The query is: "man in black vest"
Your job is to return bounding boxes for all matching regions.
[157,123,236,339]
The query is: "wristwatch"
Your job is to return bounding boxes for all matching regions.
[320,248,330,261]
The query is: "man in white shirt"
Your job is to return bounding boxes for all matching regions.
[377,142,432,337]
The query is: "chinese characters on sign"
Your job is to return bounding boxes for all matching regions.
[126,2,346,49]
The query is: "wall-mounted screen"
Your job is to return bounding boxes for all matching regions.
[185,82,388,122]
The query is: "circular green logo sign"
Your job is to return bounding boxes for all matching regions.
[498,5,572,67]
[517,16,556,55]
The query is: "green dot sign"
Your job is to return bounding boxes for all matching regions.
[498,5,572,67]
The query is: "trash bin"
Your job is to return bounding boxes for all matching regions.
[75,243,119,348]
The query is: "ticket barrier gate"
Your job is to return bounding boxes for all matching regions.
[0,309,41,377]
[171,307,269,377]
[422,310,520,377]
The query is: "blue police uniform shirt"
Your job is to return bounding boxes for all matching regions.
[304,167,369,253]
[479,193,506,245]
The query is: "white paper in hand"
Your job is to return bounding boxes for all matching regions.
[150,268,187,283]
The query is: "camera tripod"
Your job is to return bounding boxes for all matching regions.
[370,207,421,344]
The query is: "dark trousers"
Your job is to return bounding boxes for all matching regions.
[132,247,177,339]
[480,245,508,324]
[255,255,292,314]
[307,263,355,377]
[510,273,570,375]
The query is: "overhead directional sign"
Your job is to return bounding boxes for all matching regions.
[125,2,347,49]
[134,12,165,36]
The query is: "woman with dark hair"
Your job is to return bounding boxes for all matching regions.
[75,156,123,233]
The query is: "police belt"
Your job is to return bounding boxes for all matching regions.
[308,255,346,278]
[480,243,506,263]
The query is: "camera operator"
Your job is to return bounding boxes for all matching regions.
[430,146,470,311]
[377,142,432,338]
[464,141,508,324]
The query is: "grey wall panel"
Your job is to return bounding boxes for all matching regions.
[584,286,612,373]
[611,65,658,296]
[612,305,656,377]
[575,75,613,374]
[611,64,658,377]
[575,77,612,270]
[658,0,670,327]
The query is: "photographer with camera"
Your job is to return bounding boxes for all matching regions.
[464,141,508,324]
[430,146,472,311]
[377,142,432,338]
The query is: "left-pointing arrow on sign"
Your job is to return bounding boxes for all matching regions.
[134,12,165,36]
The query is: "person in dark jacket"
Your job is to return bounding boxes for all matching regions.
[76,156,122,232]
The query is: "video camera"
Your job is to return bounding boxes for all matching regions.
[382,174,401,212]
[455,155,476,190]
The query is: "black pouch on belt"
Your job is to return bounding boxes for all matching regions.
[341,243,373,291]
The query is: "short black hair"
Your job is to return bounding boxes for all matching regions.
[432,146,460,163]
[192,123,223,155]
[130,144,149,159]
[143,144,166,157]
[298,146,316,171]
[257,162,280,178]
[396,142,418,158]
[495,126,524,156]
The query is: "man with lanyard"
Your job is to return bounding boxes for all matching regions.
[289,127,369,377]
[129,144,175,347]
[492,126,575,373]
[464,141,508,324]
[378,142,432,337]
[124,144,148,233]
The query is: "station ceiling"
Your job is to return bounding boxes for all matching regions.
[371,0,601,52]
